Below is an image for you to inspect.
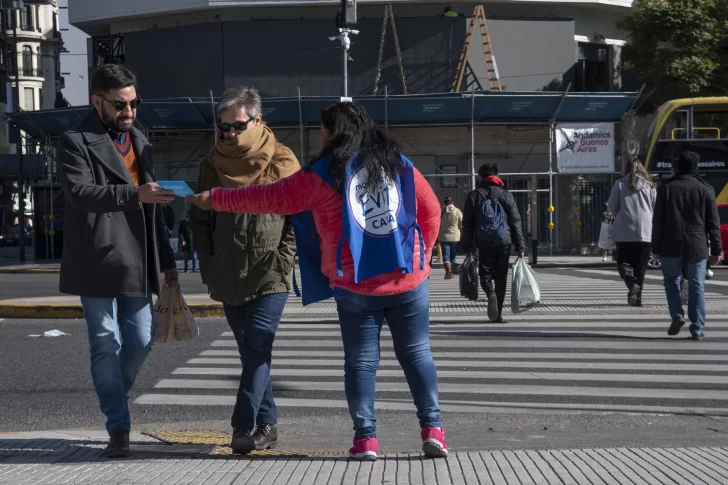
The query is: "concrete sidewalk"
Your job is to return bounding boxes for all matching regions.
[1,430,726,484]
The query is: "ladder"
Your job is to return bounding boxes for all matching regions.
[373,3,408,95]
[450,5,502,92]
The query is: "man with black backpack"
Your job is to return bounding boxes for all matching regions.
[462,163,526,322]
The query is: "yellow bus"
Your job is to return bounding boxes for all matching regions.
[639,97,728,204]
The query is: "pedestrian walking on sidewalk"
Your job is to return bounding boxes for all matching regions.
[462,163,525,323]
[652,151,723,340]
[188,101,448,461]
[178,211,197,273]
[189,87,300,455]
[607,158,656,307]
[439,196,463,279]
[56,64,178,457]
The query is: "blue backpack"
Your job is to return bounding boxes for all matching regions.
[476,188,508,243]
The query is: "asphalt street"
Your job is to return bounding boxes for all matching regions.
[1,268,728,454]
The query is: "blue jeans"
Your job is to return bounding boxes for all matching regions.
[223,292,288,430]
[184,251,197,272]
[80,296,154,434]
[334,280,441,439]
[441,242,459,264]
[661,257,707,336]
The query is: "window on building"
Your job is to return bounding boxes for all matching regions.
[35,6,40,33]
[23,87,34,111]
[576,43,612,92]
[22,46,33,76]
[38,88,43,108]
[8,44,15,74]
[53,13,58,38]
[20,6,33,31]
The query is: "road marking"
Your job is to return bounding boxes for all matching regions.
[199,350,728,361]
[133,394,728,416]
[148,381,728,400]
[187,357,728,372]
[211,339,728,350]
[171,367,728,384]
[575,269,728,287]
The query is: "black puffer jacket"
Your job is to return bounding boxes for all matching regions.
[462,180,526,253]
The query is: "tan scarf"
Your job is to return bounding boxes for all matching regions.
[204,124,300,188]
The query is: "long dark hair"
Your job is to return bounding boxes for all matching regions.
[623,158,655,190]
[319,102,403,192]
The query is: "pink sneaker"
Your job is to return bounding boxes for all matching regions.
[349,437,378,461]
[421,427,448,458]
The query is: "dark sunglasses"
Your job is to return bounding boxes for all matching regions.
[218,119,252,133]
[99,95,142,111]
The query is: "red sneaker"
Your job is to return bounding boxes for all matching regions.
[349,437,378,461]
[421,427,448,458]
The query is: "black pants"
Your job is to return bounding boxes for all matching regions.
[615,241,651,298]
[478,242,512,319]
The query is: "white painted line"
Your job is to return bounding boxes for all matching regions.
[199,350,728,361]
[147,381,728,400]
[186,357,728,372]
[172,367,728,384]
[576,269,728,287]
[134,394,728,416]
[211,339,728,350]
[237,329,728,339]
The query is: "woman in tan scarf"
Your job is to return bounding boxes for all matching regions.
[189,87,300,455]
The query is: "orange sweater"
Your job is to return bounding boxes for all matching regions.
[113,132,139,186]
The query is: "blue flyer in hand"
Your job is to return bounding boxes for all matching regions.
[157,180,194,197]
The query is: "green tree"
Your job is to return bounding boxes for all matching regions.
[621,0,728,112]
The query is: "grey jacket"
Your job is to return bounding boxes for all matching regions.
[607,175,656,243]
[56,111,176,298]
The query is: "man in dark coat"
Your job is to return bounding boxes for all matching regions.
[462,162,525,323]
[652,151,722,340]
[57,64,178,457]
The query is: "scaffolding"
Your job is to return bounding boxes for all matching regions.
[6,89,641,261]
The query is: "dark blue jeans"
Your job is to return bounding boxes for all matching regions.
[223,292,288,431]
[441,241,459,264]
[335,280,441,439]
[661,257,707,336]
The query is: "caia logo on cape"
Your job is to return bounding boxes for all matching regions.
[347,166,402,237]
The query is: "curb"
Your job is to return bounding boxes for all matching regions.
[0,302,227,320]
[0,268,60,274]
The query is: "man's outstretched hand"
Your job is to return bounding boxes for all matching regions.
[186,191,212,211]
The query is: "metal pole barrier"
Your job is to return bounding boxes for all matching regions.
[470,87,476,191]
[297,87,304,162]
[549,120,554,256]
[531,173,538,265]
[384,86,388,133]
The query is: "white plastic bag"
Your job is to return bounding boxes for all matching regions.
[511,258,541,314]
[598,221,616,250]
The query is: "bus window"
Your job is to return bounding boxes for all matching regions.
[660,110,689,140]
[718,205,728,225]
[693,108,728,139]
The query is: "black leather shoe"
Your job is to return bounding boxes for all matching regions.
[252,424,278,451]
[231,427,256,455]
[101,429,130,458]
[668,317,686,336]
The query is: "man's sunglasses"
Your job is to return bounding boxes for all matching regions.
[218,119,253,133]
[99,95,142,111]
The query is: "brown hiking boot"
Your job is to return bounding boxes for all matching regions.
[444,263,456,279]
[252,424,278,450]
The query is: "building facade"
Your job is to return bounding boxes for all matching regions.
[62,0,638,253]
[0,0,63,238]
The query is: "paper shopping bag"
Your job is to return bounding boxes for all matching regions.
[172,285,199,341]
[153,284,177,344]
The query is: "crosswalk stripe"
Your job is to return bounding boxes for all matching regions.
[187,358,728,372]
[575,269,728,287]
[198,350,728,361]
[134,394,728,416]
[170,367,727,384]
[136,271,728,417]
[211,339,728,350]
[148,380,728,400]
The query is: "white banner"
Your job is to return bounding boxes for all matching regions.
[556,123,615,173]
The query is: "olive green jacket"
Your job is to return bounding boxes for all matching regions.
[189,160,296,305]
